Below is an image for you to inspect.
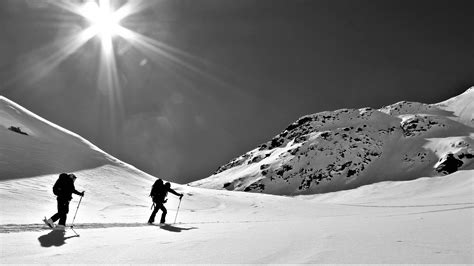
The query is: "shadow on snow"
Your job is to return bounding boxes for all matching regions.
[155,224,198,232]
[38,230,79,247]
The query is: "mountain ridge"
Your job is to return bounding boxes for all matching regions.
[190,87,474,195]
[0,95,146,180]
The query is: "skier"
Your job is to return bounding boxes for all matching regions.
[44,173,85,230]
[148,180,183,225]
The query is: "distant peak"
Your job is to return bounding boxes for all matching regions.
[456,86,474,95]
[439,86,474,103]
[456,86,473,96]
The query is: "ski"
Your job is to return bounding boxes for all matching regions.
[147,222,172,227]
[42,218,79,235]
[42,217,53,228]
[49,224,80,236]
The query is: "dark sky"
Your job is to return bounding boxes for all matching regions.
[1,0,473,183]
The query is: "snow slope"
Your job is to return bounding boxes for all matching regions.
[191,87,474,195]
[1,169,473,264]
[0,96,134,180]
[0,95,473,263]
[0,96,162,226]
[436,86,474,125]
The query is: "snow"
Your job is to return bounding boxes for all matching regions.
[191,88,474,195]
[1,93,473,263]
[1,169,473,263]
[436,86,474,125]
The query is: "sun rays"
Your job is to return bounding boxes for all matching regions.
[52,0,136,91]
[19,0,223,95]
[6,0,241,130]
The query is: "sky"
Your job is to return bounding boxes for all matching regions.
[0,0,473,183]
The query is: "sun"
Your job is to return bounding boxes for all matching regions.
[81,0,122,40]
[24,0,215,99]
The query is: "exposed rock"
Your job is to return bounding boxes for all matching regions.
[8,126,28,136]
[435,154,464,174]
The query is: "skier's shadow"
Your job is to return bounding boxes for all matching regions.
[158,224,197,233]
[38,230,79,247]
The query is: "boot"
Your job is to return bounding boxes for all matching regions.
[43,217,54,228]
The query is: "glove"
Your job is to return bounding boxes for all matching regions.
[179,194,184,200]
[81,191,85,197]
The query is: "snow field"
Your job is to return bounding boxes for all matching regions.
[1,166,473,263]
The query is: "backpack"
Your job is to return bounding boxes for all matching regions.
[53,173,69,196]
[150,179,165,202]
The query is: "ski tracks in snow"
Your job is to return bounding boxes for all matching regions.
[0,219,284,233]
[338,202,474,217]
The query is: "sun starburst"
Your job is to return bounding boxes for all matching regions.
[10,0,231,131]
[82,0,122,40]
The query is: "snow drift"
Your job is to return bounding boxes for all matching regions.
[190,87,474,195]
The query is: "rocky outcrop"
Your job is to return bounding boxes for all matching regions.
[191,88,474,195]
[435,153,464,174]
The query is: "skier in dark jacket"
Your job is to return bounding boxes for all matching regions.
[44,173,84,230]
[148,180,183,224]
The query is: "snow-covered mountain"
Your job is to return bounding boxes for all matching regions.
[0,94,472,263]
[191,87,474,195]
[0,96,138,180]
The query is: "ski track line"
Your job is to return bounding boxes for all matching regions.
[383,205,474,217]
[0,220,287,233]
[339,202,474,208]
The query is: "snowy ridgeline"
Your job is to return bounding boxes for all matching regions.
[0,96,154,181]
[191,87,474,195]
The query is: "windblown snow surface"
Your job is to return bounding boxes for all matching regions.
[1,91,473,264]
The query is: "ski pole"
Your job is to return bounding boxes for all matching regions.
[173,198,182,224]
[71,195,83,228]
